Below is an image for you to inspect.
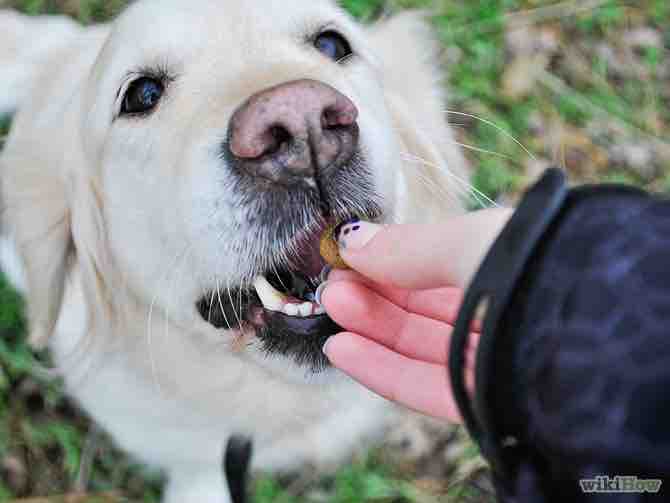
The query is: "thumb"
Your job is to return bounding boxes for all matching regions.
[334,209,512,290]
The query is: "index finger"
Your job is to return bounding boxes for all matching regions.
[339,209,512,290]
[328,269,465,326]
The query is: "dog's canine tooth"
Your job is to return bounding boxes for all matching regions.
[253,276,286,312]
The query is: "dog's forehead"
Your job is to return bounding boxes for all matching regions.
[97,0,354,79]
[114,0,345,41]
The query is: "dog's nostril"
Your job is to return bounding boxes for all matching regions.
[266,125,292,157]
[254,124,293,159]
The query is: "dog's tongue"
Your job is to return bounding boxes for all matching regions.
[291,227,328,280]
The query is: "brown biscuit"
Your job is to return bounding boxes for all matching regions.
[320,224,350,269]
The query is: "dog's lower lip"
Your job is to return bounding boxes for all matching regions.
[256,306,340,371]
[261,309,338,336]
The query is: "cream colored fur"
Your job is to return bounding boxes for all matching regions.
[0,2,466,501]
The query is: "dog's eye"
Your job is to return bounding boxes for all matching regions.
[121,77,164,116]
[314,31,353,62]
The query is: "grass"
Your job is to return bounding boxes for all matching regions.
[1,0,669,501]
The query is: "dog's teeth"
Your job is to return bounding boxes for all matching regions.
[255,277,327,317]
[280,302,322,317]
[253,276,286,312]
[297,302,313,317]
[283,303,299,316]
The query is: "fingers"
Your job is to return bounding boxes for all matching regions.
[323,333,462,422]
[337,209,513,290]
[328,269,465,326]
[322,280,452,364]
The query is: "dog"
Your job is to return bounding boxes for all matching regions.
[0,1,467,501]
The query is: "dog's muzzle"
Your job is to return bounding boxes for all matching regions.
[199,79,382,371]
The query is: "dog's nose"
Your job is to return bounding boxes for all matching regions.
[227,79,359,184]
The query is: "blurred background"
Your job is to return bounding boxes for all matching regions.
[0,0,668,501]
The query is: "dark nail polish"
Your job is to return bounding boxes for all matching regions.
[334,217,359,242]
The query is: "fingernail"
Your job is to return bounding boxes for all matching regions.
[334,219,381,250]
[322,336,333,356]
[315,281,330,306]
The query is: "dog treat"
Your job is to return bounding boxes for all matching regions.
[320,223,350,269]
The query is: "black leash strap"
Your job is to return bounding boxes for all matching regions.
[448,168,568,478]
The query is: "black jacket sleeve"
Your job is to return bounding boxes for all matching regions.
[450,168,670,502]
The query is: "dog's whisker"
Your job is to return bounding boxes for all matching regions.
[146,244,193,396]
[397,150,472,204]
[216,279,234,332]
[227,278,244,331]
[144,197,220,394]
[164,240,198,360]
[208,289,216,324]
[206,225,248,338]
[443,109,536,161]
[389,124,502,207]
[410,165,468,207]
[236,287,246,342]
[448,141,518,162]
[400,151,499,209]
[438,168,501,209]
[390,125,516,165]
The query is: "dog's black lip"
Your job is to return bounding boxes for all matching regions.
[256,309,341,371]
[196,290,340,372]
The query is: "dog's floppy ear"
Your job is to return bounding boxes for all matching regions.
[0,9,82,115]
[2,145,114,349]
[1,9,92,348]
[1,11,113,348]
[369,12,469,220]
[1,146,73,348]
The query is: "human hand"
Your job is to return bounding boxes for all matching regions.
[320,208,512,422]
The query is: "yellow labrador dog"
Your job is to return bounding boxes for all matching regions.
[0,1,466,501]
